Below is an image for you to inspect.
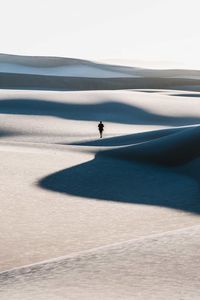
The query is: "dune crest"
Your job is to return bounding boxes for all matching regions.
[103,125,200,165]
[1,54,200,299]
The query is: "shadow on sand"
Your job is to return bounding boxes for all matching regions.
[70,127,181,146]
[38,154,200,215]
[0,98,200,126]
[38,126,200,214]
[0,129,21,138]
[170,93,200,98]
[1,72,200,91]
[39,126,200,215]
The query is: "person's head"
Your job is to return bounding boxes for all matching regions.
[100,121,102,124]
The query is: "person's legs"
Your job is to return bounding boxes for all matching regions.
[100,130,103,138]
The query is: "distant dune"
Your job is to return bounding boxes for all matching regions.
[0,54,200,91]
[1,72,200,91]
[1,55,200,299]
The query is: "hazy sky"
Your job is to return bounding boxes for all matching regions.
[1,0,200,68]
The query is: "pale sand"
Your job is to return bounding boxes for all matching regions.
[1,225,200,300]
[1,54,200,91]
[0,87,200,299]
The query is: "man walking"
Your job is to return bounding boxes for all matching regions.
[98,121,104,138]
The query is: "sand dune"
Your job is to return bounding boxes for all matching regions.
[1,53,200,78]
[71,127,184,146]
[1,72,200,91]
[0,63,140,78]
[1,55,200,299]
[1,225,200,300]
[103,125,200,165]
[1,54,200,91]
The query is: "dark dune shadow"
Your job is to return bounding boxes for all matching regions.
[70,127,181,146]
[38,155,200,214]
[103,126,200,165]
[1,73,200,91]
[39,126,200,214]
[137,90,161,93]
[170,93,200,98]
[0,98,200,126]
[0,129,20,138]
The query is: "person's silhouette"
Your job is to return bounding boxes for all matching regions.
[98,121,104,138]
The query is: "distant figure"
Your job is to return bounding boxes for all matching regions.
[98,121,104,138]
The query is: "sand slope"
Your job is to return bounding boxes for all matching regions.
[1,54,200,91]
[0,56,200,299]
[1,226,200,300]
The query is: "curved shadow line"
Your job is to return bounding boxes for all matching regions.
[38,155,200,215]
[69,127,182,146]
[0,98,200,126]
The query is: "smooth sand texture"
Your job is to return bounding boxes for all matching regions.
[1,54,200,91]
[0,63,141,78]
[1,225,200,300]
[0,58,200,299]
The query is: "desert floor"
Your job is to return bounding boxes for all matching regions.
[0,88,200,299]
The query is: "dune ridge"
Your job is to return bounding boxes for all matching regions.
[102,125,200,165]
[1,73,200,91]
[0,225,200,300]
[1,53,200,77]
[0,55,200,299]
[0,224,198,279]
[1,54,200,91]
